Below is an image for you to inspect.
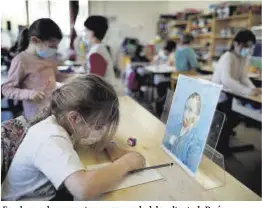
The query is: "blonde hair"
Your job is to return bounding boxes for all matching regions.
[30,74,119,151]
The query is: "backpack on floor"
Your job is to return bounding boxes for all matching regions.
[127,70,140,91]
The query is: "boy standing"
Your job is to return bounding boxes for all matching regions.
[84,16,116,85]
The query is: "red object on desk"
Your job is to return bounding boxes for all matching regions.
[89,53,107,77]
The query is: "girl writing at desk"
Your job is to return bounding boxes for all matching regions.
[2,75,145,201]
[212,29,261,153]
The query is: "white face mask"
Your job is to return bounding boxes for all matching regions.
[82,29,92,46]
[82,35,89,46]
[71,115,106,146]
[78,128,106,145]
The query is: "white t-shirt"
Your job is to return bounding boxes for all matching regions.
[212,51,255,102]
[86,43,116,85]
[1,116,84,201]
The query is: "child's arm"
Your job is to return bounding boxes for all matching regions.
[2,56,36,100]
[240,67,256,89]
[64,152,145,200]
[105,142,131,161]
[221,57,253,94]
[34,136,145,200]
[89,53,107,76]
[188,48,199,70]
[168,53,175,66]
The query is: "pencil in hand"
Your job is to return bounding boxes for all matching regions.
[129,162,174,174]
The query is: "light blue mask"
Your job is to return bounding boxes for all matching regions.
[36,47,57,59]
[82,34,90,46]
[240,48,250,57]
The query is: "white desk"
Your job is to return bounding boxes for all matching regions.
[190,74,262,104]
[145,64,175,74]
[130,62,150,67]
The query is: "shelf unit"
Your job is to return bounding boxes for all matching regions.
[174,20,188,26]
[170,11,261,68]
[216,13,250,21]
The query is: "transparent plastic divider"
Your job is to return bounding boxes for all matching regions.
[196,110,226,190]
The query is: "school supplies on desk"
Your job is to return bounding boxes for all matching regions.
[127,137,137,146]
[162,75,222,176]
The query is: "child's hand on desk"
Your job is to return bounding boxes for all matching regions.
[118,152,146,172]
[250,88,262,96]
[105,142,131,162]
[29,91,46,102]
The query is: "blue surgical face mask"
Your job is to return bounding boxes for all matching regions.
[82,35,90,46]
[36,47,57,59]
[240,48,250,57]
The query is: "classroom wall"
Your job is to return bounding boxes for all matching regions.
[89,1,219,42]
[89,1,170,64]
[89,1,216,64]
[90,1,169,43]
[167,1,220,13]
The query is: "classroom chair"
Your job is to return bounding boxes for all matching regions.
[1,116,28,183]
[1,92,23,121]
[1,116,74,201]
[170,70,198,90]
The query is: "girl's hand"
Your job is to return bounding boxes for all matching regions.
[105,142,130,162]
[250,88,261,96]
[29,91,46,102]
[118,152,146,172]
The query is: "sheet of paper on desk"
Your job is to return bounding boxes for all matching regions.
[86,162,163,193]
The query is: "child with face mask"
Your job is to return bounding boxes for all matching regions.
[2,18,69,121]
[212,30,261,154]
[212,29,260,96]
[1,74,145,201]
[83,16,116,85]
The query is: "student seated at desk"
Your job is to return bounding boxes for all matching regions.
[154,39,176,65]
[153,40,177,116]
[174,33,199,72]
[1,75,145,201]
[83,16,116,85]
[212,30,261,153]
[132,44,150,63]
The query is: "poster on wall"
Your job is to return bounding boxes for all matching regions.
[162,75,222,176]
